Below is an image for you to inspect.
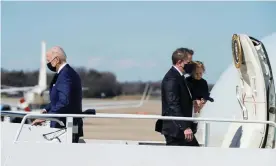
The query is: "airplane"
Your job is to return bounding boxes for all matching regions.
[1,33,276,166]
[196,32,276,148]
[1,41,48,109]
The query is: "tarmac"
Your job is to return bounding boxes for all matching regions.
[82,100,163,141]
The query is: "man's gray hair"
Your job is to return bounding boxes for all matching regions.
[49,46,67,62]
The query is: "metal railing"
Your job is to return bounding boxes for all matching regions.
[236,86,249,120]
[1,111,65,127]
[13,113,276,147]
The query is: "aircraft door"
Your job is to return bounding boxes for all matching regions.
[222,34,276,148]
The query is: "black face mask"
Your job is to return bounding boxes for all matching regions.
[184,63,194,74]
[47,62,56,72]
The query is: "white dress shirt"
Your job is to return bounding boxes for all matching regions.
[57,63,67,74]
[173,65,183,76]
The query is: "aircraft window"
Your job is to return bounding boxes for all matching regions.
[249,36,261,46]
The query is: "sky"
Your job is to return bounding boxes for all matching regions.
[1,1,276,83]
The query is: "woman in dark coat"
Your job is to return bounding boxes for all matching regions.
[186,61,214,108]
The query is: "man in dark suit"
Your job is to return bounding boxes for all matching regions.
[32,46,83,143]
[155,48,200,146]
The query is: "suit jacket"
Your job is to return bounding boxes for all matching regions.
[44,64,83,137]
[155,67,193,138]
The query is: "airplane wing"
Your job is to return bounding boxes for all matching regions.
[1,110,40,117]
[1,87,34,93]
[43,87,89,94]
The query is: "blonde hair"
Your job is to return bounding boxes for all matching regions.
[192,61,206,73]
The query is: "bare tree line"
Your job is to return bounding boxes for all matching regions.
[1,67,214,98]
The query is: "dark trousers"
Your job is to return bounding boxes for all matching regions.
[164,135,200,146]
[72,134,80,143]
